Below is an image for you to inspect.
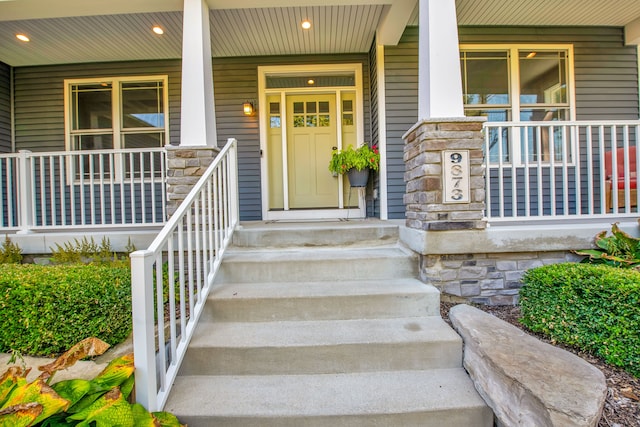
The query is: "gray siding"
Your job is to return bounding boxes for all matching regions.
[0,62,10,153]
[213,54,371,220]
[384,26,640,219]
[13,60,182,152]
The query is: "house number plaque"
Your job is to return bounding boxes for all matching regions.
[442,150,470,203]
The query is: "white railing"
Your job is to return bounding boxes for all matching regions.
[130,139,239,411]
[484,120,640,222]
[0,148,167,232]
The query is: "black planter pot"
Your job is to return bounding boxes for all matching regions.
[347,168,369,187]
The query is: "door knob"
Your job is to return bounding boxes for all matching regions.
[332,146,338,150]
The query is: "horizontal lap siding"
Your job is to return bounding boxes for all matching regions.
[213,54,371,220]
[384,26,639,219]
[384,28,418,219]
[0,62,10,153]
[13,60,182,152]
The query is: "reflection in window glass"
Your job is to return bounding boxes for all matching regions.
[306,102,317,114]
[293,116,304,127]
[342,114,353,126]
[342,100,353,112]
[71,84,113,130]
[519,51,567,105]
[269,102,281,128]
[293,102,304,114]
[319,102,329,113]
[460,51,509,106]
[121,81,164,128]
[306,115,317,127]
[319,115,330,127]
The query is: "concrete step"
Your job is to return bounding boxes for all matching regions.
[180,316,462,375]
[215,245,418,284]
[203,278,440,322]
[165,369,494,427]
[233,220,400,248]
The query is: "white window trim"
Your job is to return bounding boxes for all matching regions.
[460,44,576,166]
[63,75,170,153]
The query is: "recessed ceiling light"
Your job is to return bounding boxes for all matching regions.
[526,52,537,58]
[16,34,30,42]
[152,26,164,35]
[307,79,315,85]
[301,20,311,30]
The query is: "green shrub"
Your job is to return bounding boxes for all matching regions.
[0,236,22,264]
[521,263,640,377]
[0,264,132,357]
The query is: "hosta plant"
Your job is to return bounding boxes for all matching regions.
[574,222,640,269]
[0,337,184,427]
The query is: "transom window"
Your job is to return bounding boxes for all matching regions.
[460,45,574,164]
[66,76,168,153]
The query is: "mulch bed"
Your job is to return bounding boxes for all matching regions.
[440,302,640,427]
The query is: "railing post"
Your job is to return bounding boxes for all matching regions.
[227,138,239,227]
[16,150,33,234]
[130,249,159,411]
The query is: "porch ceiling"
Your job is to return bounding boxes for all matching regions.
[1,0,640,67]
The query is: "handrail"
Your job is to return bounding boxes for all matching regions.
[130,138,239,411]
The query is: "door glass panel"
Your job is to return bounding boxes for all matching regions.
[306,102,316,114]
[319,102,329,113]
[269,102,281,128]
[293,102,304,114]
[306,115,317,127]
[293,116,304,127]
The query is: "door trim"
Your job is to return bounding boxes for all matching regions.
[258,64,366,220]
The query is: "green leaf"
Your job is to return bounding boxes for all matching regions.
[88,354,134,394]
[52,379,91,407]
[66,388,134,427]
[0,402,42,427]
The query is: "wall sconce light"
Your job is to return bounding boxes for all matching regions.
[243,101,255,116]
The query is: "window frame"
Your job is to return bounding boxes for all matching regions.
[64,75,170,153]
[460,44,576,166]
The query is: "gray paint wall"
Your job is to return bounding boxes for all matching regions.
[0,61,10,153]
[13,54,371,221]
[13,60,182,152]
[383,26,640,219]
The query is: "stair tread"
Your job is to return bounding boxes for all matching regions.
[210,278,436,299]
[165,369,488,417]
[223,244,415,260]
[190,316,461,348]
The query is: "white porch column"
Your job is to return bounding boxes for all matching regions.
[180,0,217,147]
[418,0,464,119]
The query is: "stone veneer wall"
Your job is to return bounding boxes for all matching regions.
[421,251,583,305]
[166,145,219,217]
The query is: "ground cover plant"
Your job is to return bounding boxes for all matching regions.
[520,262,640,378]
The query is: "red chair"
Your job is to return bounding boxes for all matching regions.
[604,146,637,211]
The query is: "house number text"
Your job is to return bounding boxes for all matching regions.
[442,150,470,203]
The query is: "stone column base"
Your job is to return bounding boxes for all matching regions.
[165,145,219,218]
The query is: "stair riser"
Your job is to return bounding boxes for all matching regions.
[202,293,440,322]
[176,409,494,427]
[216,257,418,283]
[233,226,399,248]
[180,341,462,375]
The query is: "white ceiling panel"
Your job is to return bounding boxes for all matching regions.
[2,1,640,67]
[210,5,386,57]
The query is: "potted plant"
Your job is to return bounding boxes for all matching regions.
[328,144,380,187]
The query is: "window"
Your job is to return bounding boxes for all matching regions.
[460,45,574,164]
[65,76,168,179]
